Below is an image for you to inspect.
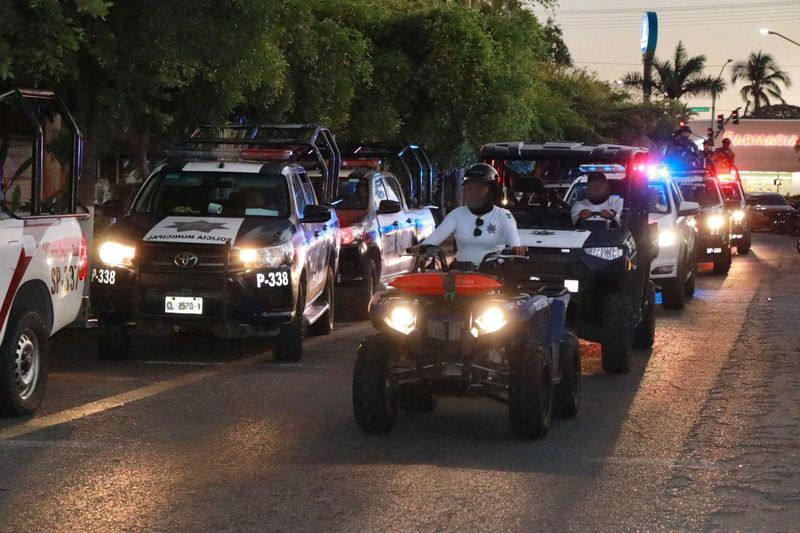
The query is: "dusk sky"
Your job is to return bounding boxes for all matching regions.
[533,0,800,121]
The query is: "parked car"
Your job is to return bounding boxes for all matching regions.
[746,193,797,232]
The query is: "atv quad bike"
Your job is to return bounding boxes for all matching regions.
[480,142,658,374]
[352,246,581,439]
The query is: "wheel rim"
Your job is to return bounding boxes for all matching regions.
[14,328,40,401]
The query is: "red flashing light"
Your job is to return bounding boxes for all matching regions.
[390,272,502,297]
[240,148,295,161]
[342,159,381,170]
[78,234,89,281]
[340,227,355,245]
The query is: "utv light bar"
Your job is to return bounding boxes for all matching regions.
[578,164,626,173]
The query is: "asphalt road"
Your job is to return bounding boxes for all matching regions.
[1,233,798,532]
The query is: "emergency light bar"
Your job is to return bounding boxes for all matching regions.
[647,165,671,179]
[166,147,296,162]
[341,158,382,170]
[579,164,626,173]
[717,173,736,181]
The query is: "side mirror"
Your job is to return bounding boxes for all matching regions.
[677,201,700,217]
[377,199,402,215]
[300,204,332,224]
[100,198,125,218]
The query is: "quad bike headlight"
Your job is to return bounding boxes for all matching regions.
[471,305,508,337]
[732,210,745,223]
[658,229,677,247]
[98,241,136,267]
[385,305,416,335]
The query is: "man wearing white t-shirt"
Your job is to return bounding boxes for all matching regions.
[571,172,623,227]
[422,163,525,268]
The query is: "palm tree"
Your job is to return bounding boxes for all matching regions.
[731,51,792,117]
[623,41,724,100]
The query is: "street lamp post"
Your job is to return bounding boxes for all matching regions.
[711,59,733,140]
[760,28,800,48]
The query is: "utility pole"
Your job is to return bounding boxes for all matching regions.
[641,12,658,101]
[710,59,732,141]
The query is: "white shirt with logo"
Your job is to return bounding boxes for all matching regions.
[423,206,521,266]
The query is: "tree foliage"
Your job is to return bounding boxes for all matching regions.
[731,51,792,117]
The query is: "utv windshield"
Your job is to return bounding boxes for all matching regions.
[675,179,722,208]
[493,158,629,231]
[134,171,290,218]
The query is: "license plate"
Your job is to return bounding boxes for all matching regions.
[165,296,203,314]
[706,247,722,254]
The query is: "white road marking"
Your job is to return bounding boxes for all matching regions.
[0,323,370,442]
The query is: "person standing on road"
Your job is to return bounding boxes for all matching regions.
[422,163,525,268]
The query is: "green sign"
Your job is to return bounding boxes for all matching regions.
[691,106,711,112]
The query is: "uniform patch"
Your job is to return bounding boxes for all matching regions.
[486,223,497,234]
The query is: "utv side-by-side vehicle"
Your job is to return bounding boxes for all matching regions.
[353,247,580,439]
[479,142,659,374]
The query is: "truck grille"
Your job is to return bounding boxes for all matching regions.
[137,243,239,274]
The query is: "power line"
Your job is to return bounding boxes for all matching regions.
[534,1,800,16]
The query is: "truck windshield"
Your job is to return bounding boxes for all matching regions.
[676,179,721,208]
[336,178,369,210]
[134,171,290,218]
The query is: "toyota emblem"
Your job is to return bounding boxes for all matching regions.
[174,252,199,268]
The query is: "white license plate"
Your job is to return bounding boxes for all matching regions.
[165,296,203,315]
[706,247,722,254]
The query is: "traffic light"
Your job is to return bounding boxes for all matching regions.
[716,114,725,131]
[707,127,714,144]
[731,109,739,125]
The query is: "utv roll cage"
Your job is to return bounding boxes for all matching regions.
[0,87,84,215]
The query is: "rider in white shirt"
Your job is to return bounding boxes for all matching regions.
[571,172,624,227]
[423,163,525,267]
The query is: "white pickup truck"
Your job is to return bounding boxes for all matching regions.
[0,88,88,416]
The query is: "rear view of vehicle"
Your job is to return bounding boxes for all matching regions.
[335,169,436,318]
[0,88,88,416]
[353,248,580,439]
[672,172,732,275]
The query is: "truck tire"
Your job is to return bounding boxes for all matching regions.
[661,276,685,310]
[509,339,553,439]
[633,282,656,349]
[398,382,438,413]
[601,293,632,374]
[354,258,378,321]
[684,264,696,298]
[0,309,49,417]
[713,245,732,275]
[274,282,305,362]
[97,324,130,360]
[737,233,751,255]
[308,268,334,336]
[353,334,398,433]
[555,328,581,418]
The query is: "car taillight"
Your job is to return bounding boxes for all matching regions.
[78,234,89,281]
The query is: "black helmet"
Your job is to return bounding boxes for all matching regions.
[678,125,692,134]
[463,163,498,185]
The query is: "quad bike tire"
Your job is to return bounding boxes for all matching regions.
[353,334,398,433]
[509,339,553,439]
[555,328,581,418]
[601,293,633,374]
[633,282,656,349]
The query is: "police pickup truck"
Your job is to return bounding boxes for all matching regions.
[1,88,88,416]
[92,147,339,362]
[335,168,436,318]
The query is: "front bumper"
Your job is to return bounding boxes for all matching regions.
[90,262,296,336]
[696,232,729,262]
[650,245,679,279]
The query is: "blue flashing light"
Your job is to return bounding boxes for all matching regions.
[647,164,670,180]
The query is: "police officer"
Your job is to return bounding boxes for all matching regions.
[422,163,525,267]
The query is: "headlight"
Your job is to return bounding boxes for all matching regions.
[732,210,745,223]
[584,247,624,260]
[239,241,294,269]
[658,229,677,247]
[98,241,135,267]
[707,215,725,231]
[385,305,416,335]
[471,305,508,336]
